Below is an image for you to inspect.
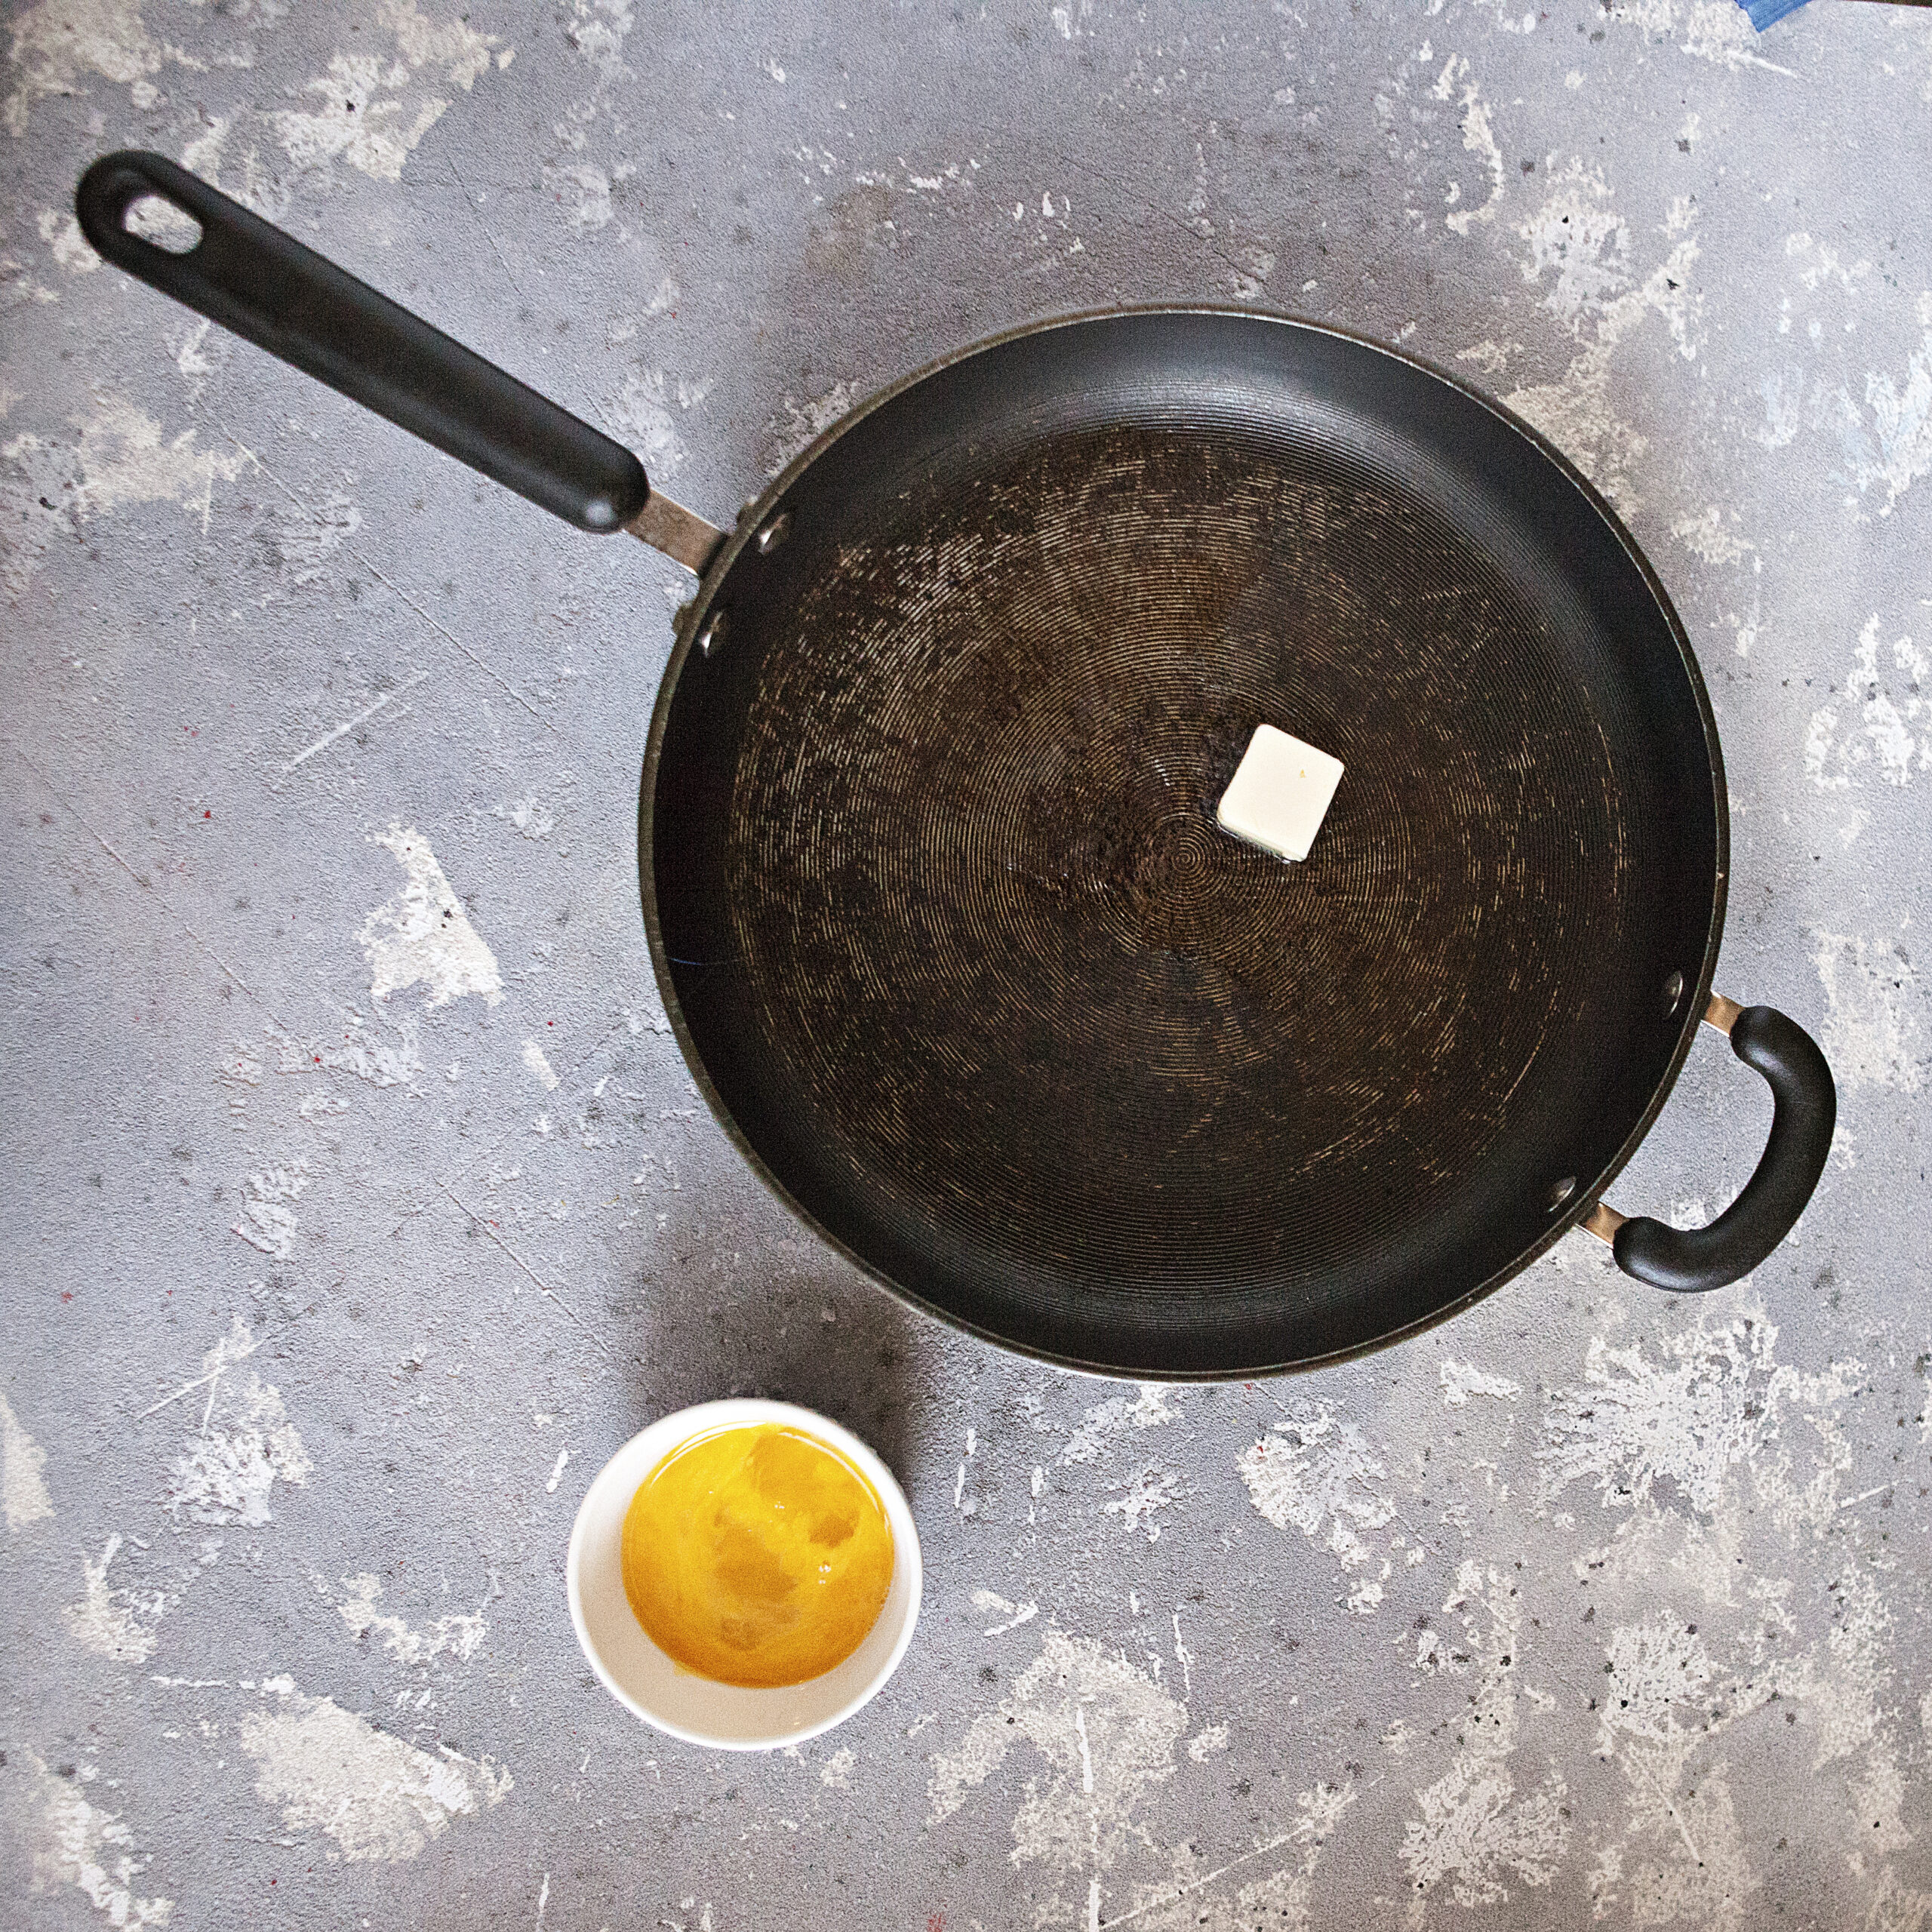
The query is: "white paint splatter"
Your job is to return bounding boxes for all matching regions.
[5,0,161,135]
[2,1391,54,1529]
[270,1,500,183]
[1457,338,1521,376]
[1560,1307,1911,1920]
[521,1041,561,1092]
[1238,1404,1395,1574]
[163,1319,312,1527]
[545,1446,570,1494]
[1606,0,1799,76]
[1586,1555,1909,1921]
[1540,1311,1859,1518]
[1346,1570,1388,1615]
[359,824,504,1009]
[1542,1318,1770,1513]
[1103,1463,1180,1540]
[19,1746,172,1927]
[1854,307,1932,506]
[1867,1871,1932,1932]
[161,315,216,401]
[1049,0,1097,40]
[38,208,98,272]
[1401,1561,1568,1920]
[1805,617,1929,793]
[1439,1358,1522,1407]
[217,1041,263,1115]
[1502,166,1702,515]
[1812,928,1924,1093]
[608,366,688,475]
[338,1574,486,1666]
[1670,505,1755,566]
[971,1588,1040,1637]
[63,1534,165,1663]
[493,792,557,840]
[1128,1779,1355,1932]
[2,390,254,601]
[1062,1384,1180,1466]
[1433,55,1506,236]
[565,0,632,75]
[1787,229,1872,297]
[267,1011,423,1092]
[0,437,68,598]
[237,1678,510,1862]
[180,115,227,186]
[231,1158,311,1260]
[928,1627,1187,1927]
[545,161,613,229]
[765,380,860,476]
[1588,1617,1752,1927]
[82,392,256,522]
[1520,166,1634,325]
[820,1746,855,1790]
[1758,365,1804,453]
[1789,1567,1908,1847]
[1186,1723,1229,1762]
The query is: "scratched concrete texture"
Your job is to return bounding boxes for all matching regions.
[3,0,1931,1927]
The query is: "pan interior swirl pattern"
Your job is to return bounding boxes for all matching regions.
[715,417,1638,1327]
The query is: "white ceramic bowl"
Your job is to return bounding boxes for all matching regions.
[566,1398,922,1750]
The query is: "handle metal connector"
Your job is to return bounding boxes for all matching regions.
[1580,1200,1627,1247]
[627,491,727,574]
[1704,993,1744,1035]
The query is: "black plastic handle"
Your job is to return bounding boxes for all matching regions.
[1612,1004,1836,1294]
[75,151,648,534]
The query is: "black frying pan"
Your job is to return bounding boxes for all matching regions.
[78,152,1835,1379]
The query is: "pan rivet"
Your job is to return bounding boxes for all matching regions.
[1662,970,1686,1015]
[696,611,728,658]
[755,511,792,556]
[1546,1175,1577,1212]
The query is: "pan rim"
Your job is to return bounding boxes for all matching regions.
[638,303,1729,1383]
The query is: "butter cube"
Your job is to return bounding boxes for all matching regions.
[1215,724,1345,863]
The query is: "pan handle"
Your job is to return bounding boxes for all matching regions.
[75,150,648,534]
[1583,997,1835,1294]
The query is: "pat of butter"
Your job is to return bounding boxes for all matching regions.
[1216,724,1345,863]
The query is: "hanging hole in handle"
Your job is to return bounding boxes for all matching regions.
[124,194,202,255]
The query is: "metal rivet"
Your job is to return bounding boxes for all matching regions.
[1662,970,1686,1015]
[696,610,728,658]
[1546,1175,1577,1213]
[755,510,792,556]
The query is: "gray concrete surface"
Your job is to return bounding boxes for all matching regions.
[4,1,1931,1926]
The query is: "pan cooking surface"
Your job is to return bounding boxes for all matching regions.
[737,435,1614,1269]
[650,315,1722,1374]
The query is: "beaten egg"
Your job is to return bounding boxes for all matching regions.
[620,1423,895,1688]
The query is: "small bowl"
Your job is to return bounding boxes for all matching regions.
[566,1398,922,1750]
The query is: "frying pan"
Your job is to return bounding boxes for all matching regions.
[77,152,1836,1380]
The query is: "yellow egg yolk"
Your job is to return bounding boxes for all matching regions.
[620,1423,895,1688]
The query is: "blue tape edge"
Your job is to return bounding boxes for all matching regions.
[1737,0,1810,29]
